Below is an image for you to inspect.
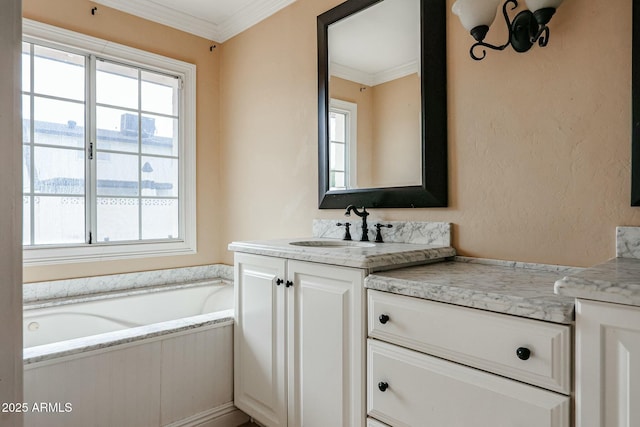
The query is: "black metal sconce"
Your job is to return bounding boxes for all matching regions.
[452,0,563,61]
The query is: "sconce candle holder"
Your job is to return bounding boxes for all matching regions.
[453,0,563,61]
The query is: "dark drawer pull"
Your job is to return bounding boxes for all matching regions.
[516,347,531,361]
[378,314,390,324]
[378,381,389,392]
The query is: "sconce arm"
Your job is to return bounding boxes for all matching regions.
[469,0,517,61]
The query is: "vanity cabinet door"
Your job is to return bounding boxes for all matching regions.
[368,339,570,427]
[576,299,640,427]
[287,260,365,427]
[234,254,366,427]
[234,253,287,427]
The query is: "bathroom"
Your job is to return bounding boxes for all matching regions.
[1,0,639,426]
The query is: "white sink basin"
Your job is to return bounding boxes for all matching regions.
[289,240,376,248]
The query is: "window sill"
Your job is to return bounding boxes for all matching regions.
[23,239,197,266]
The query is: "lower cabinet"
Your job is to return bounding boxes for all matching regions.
[576,299,640,427]
[367,290,572,427]
[233,253,365,427]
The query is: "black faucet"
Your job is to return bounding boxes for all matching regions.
[344,205,369,241]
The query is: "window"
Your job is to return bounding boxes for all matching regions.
[329,99,357,191]
[22,20,196,265]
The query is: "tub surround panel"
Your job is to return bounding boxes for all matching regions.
[228,238,455,272]
[366,260,577,324]
[24,263,233,303]
[313,219,451,246]
[24,322,243,427]
[616,226,640,259]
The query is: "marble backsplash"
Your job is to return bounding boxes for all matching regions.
[24,264,234,304]
[617,226,640,259]
[313,219,451,246]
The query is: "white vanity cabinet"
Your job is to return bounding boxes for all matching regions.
[575,299,640,427]
[366,290,572,427]
[233,252,365,427]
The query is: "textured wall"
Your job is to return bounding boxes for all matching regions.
[220,0,640,267]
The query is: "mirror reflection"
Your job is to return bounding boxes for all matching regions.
[327,0,421,190]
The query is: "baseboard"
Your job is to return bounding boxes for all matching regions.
[165,402,250,427]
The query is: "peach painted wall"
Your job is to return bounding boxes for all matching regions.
[220,0,640,267]
[23,0,221,282]
[371,73,421,187]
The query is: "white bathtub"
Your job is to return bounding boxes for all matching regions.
[24,281,234,347]
[23,280,248,427]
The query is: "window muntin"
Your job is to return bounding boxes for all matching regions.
[21,20,196,265]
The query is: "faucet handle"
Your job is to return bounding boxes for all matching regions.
[336,222,352,241]
[374,223,393,243]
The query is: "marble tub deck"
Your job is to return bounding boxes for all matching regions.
[365,258,581,324]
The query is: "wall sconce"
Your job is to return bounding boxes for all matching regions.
[452,0,563,60]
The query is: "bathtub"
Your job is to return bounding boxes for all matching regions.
[23,280,249,427]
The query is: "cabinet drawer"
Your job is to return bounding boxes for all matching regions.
[368,290,571,394]
[367,417,390,427]
[368,339,570,427]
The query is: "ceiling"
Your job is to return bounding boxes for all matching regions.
[328,0,420,87]
[92,0,298,43]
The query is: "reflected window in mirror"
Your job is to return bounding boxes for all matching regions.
[329,99,357,190]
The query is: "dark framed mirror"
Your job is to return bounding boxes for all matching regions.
[317,0,447,209]
[633,0,640,206]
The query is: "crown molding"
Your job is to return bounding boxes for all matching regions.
[92,0,296,43]
[93,0,221,41]
[219,0,297,41]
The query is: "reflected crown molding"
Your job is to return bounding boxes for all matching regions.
[330,60,419,86]
[92,0,297,42]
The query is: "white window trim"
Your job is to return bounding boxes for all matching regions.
[329,98,358,189]
[22,19,197,266]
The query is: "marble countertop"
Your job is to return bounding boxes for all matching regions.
[365,257,580,324]
[554,257,640,307]
[228,238,456,272]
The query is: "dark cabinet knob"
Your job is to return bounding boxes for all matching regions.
[378,314,390,324]
[516,347,531,360]
[285,280,293,288]
[276,278,283,286]
[378,381,389,392]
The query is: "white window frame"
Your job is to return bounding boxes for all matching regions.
[329,98,358,189]
[22,19,197,266]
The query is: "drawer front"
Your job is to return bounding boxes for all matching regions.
[367,417,390,427]
[368,290,571,394]
[368,339,570,427]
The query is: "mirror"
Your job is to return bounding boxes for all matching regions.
[633,0,640,206]
[317,0,447,208]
